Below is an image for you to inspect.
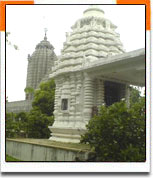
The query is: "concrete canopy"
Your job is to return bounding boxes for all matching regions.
[83,48,145,86]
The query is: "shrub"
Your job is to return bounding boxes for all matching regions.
[81,97,145,162]
[27,109,54,138]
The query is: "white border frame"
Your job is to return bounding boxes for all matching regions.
[0,0,150,173]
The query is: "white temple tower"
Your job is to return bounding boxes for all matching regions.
[48,6,144,143]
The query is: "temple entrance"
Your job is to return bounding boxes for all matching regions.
[104,81,126,106]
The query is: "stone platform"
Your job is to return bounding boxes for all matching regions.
[6,138,90,161]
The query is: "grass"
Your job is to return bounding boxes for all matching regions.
[6,154,21,162]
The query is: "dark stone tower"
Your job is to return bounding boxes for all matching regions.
[25,33,57,100]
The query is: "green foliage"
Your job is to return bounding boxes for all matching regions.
[6,32,19,50]
[6,80,55,139]
[6,112,19,138]
[27,110,54,138]
[32,79,55,116]
[6,155,22,162]
[15,112,27,121]
[130,86,141,105]
[81,94,145,162]
[27,79,55,138]
[15,112,28,136]
[6,112,28,138]
[6,110,54,139]
[24,87,34,94]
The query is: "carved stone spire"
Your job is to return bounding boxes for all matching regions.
[44,28,48,40]
[25,29,56,100]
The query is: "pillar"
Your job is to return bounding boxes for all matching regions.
[69,74,76,122]
[53,79,60,117]
[83,73,94,123]
[96,79,105,108]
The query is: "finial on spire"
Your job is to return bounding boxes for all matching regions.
[44,28,48,40]
[83,5,104,17]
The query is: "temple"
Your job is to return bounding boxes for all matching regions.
[25,30,57,100]
[6,5,145,143]
[6,31,57,112]
[48,6,145,143]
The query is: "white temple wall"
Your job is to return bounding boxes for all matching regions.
[52,71,86,130]
[50,71,129,143]
[54,72,128,126]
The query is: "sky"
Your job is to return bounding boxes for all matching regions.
[6,5,145,102]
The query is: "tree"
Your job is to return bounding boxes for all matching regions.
[24,87,34,95]
[15,112,28,137]
[32,79,55,116]
[130,86,141,105]
[6,112,29,138]
[27,79,55,138]
[81,91,145,162]
[6,112,19,138]
[6,80,55,139]
[27,110,54,138]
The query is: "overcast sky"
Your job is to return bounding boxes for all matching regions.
[6,5,145,102]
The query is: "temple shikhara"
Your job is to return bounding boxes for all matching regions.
[6,5,145,143]
[25,30,57,100]
[6,30,57,112]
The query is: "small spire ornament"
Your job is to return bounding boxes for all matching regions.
[44,28,48,40]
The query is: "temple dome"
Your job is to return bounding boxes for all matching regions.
[26,34,57,99]
[51,5,125,77]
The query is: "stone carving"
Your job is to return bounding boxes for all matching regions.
[48,5,138,143]
[26,34,57,100]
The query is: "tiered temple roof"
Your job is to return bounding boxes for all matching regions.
[26,33,57,99]
[51,5,125,78]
